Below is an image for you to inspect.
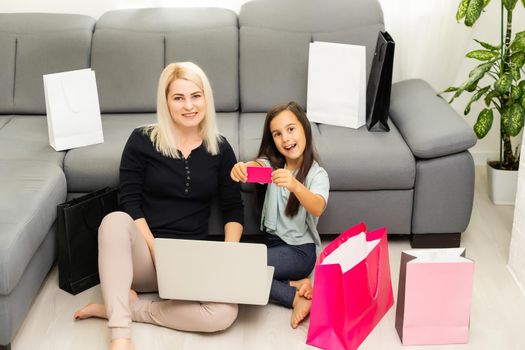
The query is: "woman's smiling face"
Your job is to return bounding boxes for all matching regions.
[167,78,206,130]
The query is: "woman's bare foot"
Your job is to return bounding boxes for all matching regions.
[290,278,313,299]
[110,338,136,350]
[74,290,139,320]
[291,292,312,329]
[74,303,107,320]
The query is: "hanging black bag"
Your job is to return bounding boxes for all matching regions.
[366,31,395,132]
[57,187,119,295]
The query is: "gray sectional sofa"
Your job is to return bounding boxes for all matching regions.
[0,0,477,348]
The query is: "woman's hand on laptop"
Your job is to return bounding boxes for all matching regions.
[224,222,243,242]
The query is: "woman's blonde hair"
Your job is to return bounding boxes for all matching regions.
[144,62,220,158]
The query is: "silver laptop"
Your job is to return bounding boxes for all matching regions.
[154,238,274,305]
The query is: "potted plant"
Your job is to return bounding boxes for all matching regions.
[442,0,525,204]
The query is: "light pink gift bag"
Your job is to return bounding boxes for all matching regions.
[395,248,474,345]
[306,223,394,350]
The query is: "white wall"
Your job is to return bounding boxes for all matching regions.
[0,0,250,18]
[1,0,524,164]
[509,141,525,295]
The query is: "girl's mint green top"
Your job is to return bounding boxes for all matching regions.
[259,159,329,248]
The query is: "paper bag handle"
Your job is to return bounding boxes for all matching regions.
[365,245,382,300]
[81,195,113,233]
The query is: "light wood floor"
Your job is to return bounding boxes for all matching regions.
[11,166,525,349]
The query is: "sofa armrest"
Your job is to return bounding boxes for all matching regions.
[389,79,477,159]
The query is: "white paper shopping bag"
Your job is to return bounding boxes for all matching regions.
[307,41,366,129]
[43,69,103,151]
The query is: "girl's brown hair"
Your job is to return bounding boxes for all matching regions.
[257,101,319,217]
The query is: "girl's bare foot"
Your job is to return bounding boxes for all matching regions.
[290,278,313,299]
[291,292,312,329]
[110,338,136,350]
[74,290,139,320]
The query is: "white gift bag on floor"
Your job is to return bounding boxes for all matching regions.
[43,69,103,151]
[307,41,366,129]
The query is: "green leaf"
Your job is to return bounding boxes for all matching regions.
[466,81,478,92]
[519,80,525,92]
[510,51,525,68]
[504,0,518,10]
[511,67,521,80]
[465,86,491,115]
[485,89,500,106]
[451,62,492,102]
[511,84,522,100]
[511,31,525,52]
[457,0,470,21]
[522,95,525,109]
[465,0,484,26]
[474,108,493,138]
[474,39,499,51]
[502,103,525,136]
[494,73,513,94]
[441,86,460,93]
[464,62,492,85]
[466,49,499,60]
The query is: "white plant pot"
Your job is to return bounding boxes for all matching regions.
[487,161,518,205]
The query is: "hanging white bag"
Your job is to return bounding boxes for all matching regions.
[307,41,366,129]
[43,68,103,151]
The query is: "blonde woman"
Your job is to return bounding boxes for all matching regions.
[74,62,244,350]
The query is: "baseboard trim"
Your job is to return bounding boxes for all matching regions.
[410,233,461,248]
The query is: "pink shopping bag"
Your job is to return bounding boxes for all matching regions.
[395,248,474,345]
[307,223,394,350]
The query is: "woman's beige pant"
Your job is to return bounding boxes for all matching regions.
[98,211,238,340]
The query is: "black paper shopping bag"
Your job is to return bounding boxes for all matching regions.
[366,31,395,132]
[57,187,118,295]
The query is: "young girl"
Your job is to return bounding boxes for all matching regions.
[231,101,329,328]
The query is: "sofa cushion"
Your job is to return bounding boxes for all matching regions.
[239,113,415,191]
[0,35,16,114]
[96,7,237,31]
[14,32,93,114]
[64,113,239,193]
[93,8,239,113]
[390,79,478,158]
[239,0,383,33]
[165,27,239,112]
[0,160,66,295]
[239,0,384,113]
[91,30,164,113]
[318,190,413,234]
[240,27,311,112]
[316,123,415,190]
[0,14,95,115]
[64,114,156,192]
[0,116,65,165]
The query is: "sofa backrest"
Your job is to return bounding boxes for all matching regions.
[92,8,239,114]
[0,14,95,115]
[238,0,384,113]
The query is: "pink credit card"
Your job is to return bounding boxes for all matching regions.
[246,166,272,183]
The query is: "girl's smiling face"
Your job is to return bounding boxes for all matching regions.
[269,110,306,168]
